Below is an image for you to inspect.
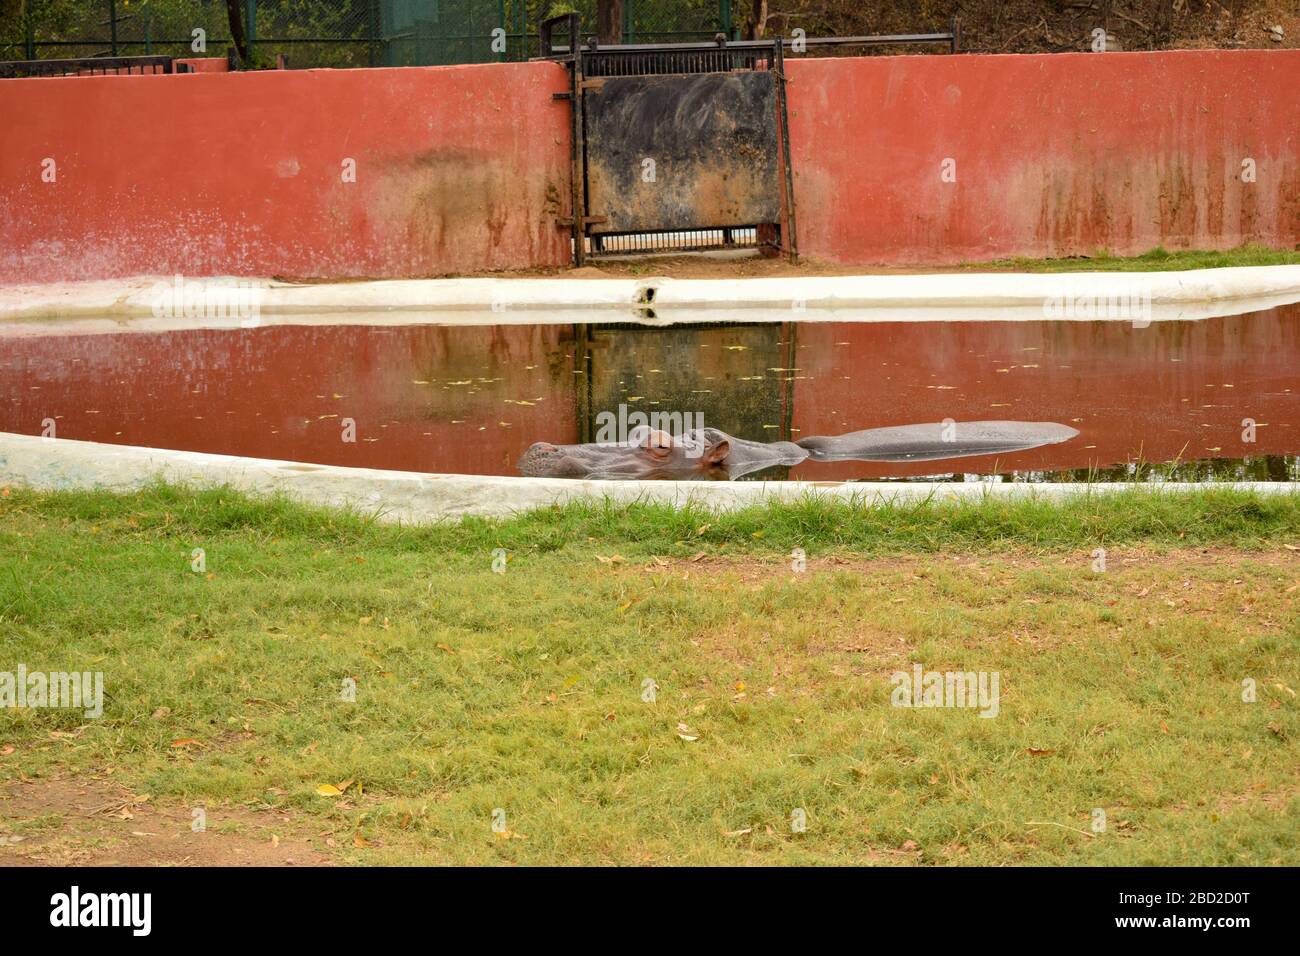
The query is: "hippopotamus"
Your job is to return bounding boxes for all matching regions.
[517,421,1080,480]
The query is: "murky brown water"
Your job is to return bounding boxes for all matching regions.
[3,304,1298,481]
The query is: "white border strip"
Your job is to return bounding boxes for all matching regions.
[3,265,1299,332]
[1,433,1293,523]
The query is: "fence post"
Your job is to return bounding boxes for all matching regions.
[369,0,379,66]
[25,15,36,60]
[496,0,506,61]
[109,0,118,56]
[245,0,257,62]
[720,0,732,39]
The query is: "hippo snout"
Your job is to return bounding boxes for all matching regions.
[518,441,568,477]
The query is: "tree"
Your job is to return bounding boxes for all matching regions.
[597,0,622,45]
[225,0,248,63]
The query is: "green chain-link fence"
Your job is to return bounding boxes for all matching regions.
[1,1,737,69]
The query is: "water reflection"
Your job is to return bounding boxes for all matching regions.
[2,303,1297,481]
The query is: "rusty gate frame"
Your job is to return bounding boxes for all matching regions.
[539,14,960,266]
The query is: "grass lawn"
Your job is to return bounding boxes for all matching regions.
[1,484,1297,866]
[968,244,1300,273]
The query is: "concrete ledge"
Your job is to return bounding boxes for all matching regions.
[2,266,1299,333]
[1,433,1293,523]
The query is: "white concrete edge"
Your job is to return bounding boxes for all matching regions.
[1,433,1293,524]
[2,266,1298,330]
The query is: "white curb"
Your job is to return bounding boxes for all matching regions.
[1,433,1292,523]
[2,265,1299,333]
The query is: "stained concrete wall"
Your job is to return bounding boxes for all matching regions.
[786,50,1300,265]
[0,62,571,283]
[2,49,1297,282]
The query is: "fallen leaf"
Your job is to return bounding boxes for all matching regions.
[723,827,753,838]
[315,784,343,797]
[1026,748,1056,757]
[0,745,14,756]
[170,738,202,749]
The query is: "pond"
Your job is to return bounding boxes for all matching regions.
[2,303,1297,482]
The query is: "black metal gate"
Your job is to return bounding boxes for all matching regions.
[583,70,783,248]
[543,15,797,263]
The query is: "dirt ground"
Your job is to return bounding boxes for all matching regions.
[0,775,334,867]
[465,252,980,281]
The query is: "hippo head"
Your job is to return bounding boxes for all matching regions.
[517,426,732,480]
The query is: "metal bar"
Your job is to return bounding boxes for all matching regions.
[368,0,379,67]
[773,37,798,262]
[544,13,588,266]
[546,32,956,56]
[246,0,257,62]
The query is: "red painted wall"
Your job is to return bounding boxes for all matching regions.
[786,50,1300,265]
[3,50,1297,282]
[0,62,571,283]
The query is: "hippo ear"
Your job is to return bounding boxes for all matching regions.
[703,439,730,464]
